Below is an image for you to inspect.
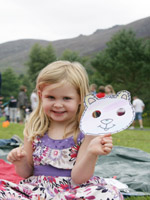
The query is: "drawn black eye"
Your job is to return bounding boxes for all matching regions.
[117,108,125,116]
[92,110,101,118]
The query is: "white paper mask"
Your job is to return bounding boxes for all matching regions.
[80,90,135,135]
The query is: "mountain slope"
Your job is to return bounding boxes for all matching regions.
[0,16,150,74]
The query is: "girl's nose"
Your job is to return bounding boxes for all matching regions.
[53,101,63,108]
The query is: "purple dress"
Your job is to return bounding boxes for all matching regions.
[0,132,123,199]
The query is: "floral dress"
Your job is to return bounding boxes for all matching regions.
[0,132,124,200]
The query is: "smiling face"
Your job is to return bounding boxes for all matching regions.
[80,91,135,135]
[40,82,81,125]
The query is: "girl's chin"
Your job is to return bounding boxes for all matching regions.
[49,115,68,123]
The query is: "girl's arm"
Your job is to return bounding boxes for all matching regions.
[71,134,112,184]
[7,135,34,178]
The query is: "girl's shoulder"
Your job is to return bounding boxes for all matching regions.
[77,132,85,142]
[32,134,43,149]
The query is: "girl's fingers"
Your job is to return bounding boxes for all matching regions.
[103,133,112,138]
[8,153,18,162]
[103,146,112,153]
[101,137,112,145]
[104,142,113,147]
[16,148,25,158]
[7,148,26,163]
[7,154,15,162]
[101,135,113,154]
[19,150,26,158]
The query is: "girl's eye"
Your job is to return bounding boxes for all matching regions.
[64,97,71,100]
[92,110,101,118]
[48,96,55,99]
[117,108,125,116]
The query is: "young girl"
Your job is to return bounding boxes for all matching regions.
[0,61,123,199]
[105,84,116,95]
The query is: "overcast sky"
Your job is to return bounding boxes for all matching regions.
[0,0,150,44]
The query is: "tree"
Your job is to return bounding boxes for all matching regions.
[91,30,150,107]
[60,49,88,66]
[140,39,150,111]
[60,49,93,77]
[27,43,56,84]
[1,68,20,103]
[18,74,33,98]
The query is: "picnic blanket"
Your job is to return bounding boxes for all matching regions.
[0,137,23,184]
[0,139,150,197]
[0,159,23,183]
[95,146,150,197]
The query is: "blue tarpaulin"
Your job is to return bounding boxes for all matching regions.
[95,146,150,197]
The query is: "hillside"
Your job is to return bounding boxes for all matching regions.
[0,16,150,74]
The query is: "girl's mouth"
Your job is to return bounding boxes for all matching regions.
[52,110,66,114]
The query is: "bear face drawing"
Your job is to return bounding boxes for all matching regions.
[80,91,135,135]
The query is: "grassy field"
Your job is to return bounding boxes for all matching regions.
[0,120,150,153]
[0,122,24,139]
[0,118,150,200]
[113,128,150,153]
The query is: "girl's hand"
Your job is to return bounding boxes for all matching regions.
[87,134,113,156]
[7,146,27,164]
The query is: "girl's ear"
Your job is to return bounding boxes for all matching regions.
[38,90,42,98]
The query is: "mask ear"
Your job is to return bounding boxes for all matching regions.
[84,94,97,108]
[117,90,131,101]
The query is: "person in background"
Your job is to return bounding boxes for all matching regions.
[89,83,97,95]
[130,96,145,129]
[8,96,17,123]
[30,89,38,111]
[0,95,3,118]
[4,105,9,121]
[0,61,123,200]
[105,84,115,95]
[17,85,28,123]
[96,85,106,98]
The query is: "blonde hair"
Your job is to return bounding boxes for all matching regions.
[89,83,97,92]
[24,61,89,143]
[105,84,115,95]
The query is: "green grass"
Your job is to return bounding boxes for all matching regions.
[142,116,150,127]
[113,129,150,153]
[125,197,150,200]
[0,118,150,200]
[0,121,24,140]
